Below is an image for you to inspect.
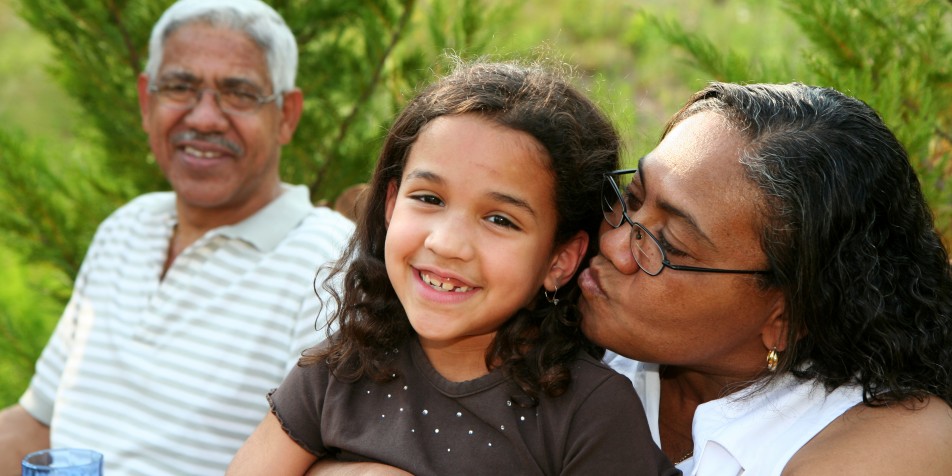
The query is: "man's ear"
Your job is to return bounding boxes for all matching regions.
[544,230,589,290]
[384,180,398,228]
[136,73,153,132]
[277,88,304,145]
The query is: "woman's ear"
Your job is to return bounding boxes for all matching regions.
[384,180,398,228]
[760,292,791,352]
[544,231,589,290]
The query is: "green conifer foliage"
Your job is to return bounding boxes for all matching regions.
[13,0,510,203]
[650,0,952,247]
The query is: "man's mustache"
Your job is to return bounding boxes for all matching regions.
[172,130,244,156]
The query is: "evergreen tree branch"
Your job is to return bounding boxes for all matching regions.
[937,127,952,145]
[309,0,417,197]
[106,0,142,78]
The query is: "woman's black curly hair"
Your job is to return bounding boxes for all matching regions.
[664,82,952,405]
[304,58,620,405]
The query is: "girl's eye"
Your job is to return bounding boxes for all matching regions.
[487,215,520,230]
[410,193,443,206]
[658,233,688,257]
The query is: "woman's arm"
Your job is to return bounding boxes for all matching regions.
[227,412,317,476]
[784,396,952,475]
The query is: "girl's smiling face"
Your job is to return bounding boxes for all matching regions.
[384,114,577,367]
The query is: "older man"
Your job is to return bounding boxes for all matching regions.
[0,0,353,473]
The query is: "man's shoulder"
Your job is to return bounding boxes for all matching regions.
[300,205,356,228]
[252,205,354,271]
[288,206,355,244]
[103,191,175,221]
[93,191,175,234]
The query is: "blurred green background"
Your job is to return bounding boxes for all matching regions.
[1,0,949,407]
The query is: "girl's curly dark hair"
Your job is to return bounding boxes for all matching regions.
[664,82,952,406]
[304,58,620,404]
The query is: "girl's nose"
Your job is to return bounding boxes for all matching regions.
[424,214,476,261]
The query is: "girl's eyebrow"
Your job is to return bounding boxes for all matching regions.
[404,168,536,216]
[488,192,536,217]
[639,156,715,248]
[404,169,442,184]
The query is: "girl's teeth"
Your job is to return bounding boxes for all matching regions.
[422,272,470,293]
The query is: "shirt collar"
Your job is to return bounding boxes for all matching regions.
[214,184,314,252]
[138,184,314,252]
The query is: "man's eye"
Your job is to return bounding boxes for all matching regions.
[222,90,259,106]
[162,83,193,93]
[157,83,195,103]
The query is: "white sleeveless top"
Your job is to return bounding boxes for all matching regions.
[604,353,865,476]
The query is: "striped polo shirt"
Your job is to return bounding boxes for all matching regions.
[19,184,354,475]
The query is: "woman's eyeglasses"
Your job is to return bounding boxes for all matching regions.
[601,168,772,276]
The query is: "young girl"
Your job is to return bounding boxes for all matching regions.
[228,60,677,475]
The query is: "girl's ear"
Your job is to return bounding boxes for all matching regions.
[384,180,398,227]
[544,230,589,290]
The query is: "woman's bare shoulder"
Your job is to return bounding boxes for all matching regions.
[783,396,952,476]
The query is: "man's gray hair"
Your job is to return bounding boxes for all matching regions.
[144,0,297,102]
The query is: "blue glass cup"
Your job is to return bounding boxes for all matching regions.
[21,448,102,476]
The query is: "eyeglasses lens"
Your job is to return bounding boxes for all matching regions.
[601,175,625,227]
[630,223,663,276]
[155,86,266,116]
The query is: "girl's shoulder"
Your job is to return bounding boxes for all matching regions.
[572,350,633,382]
[784,396,952,475]
[547,350,640,406]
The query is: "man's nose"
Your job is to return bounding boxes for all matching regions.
[184,89,229,131]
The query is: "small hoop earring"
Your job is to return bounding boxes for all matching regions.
[766,347,779,372]
[544,285,560,306]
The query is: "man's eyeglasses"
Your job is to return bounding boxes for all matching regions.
[601,168,772,276]
[148,82,279,116]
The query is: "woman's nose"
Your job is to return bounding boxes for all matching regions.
[598,220,641,275]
